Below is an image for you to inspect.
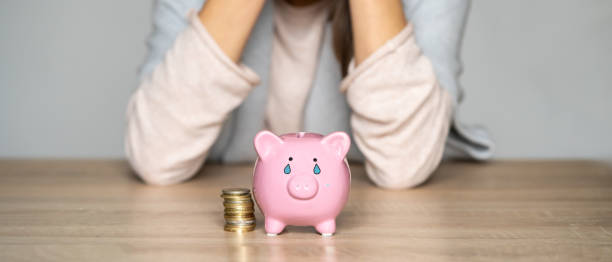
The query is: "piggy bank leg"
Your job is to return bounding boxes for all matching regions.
[315,219,336,237]
[265,217,285,236]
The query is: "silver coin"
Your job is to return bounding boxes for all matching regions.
[221,188,250,195]
[225,220,255,225]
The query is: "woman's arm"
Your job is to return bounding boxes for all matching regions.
[126,0,264,185]
[199,0,266,62]
[349,0,406,65]
[343,0,453,189]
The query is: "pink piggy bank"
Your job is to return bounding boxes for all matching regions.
[252,130,351,237]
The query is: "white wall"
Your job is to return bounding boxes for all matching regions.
[0,0,152,158]
[460,1,612,159]
[0,0,610,159]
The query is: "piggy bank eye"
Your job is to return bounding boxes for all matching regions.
[284,164,291,174]
[313,164,321,175]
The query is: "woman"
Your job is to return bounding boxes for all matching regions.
[125,0,493,188]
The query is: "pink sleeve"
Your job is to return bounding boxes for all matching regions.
[340,23,452,189]
[125,12,260,185]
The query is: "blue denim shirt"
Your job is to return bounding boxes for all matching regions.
[138,0,493,162]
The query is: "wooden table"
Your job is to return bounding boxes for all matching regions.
[0,160,611,261]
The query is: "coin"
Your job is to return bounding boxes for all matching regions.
[222,198,252,203]
[221,188,256,233]
[224,224,255,232]
[224,213,255,218]
[225,219,255,226]
[225,226,256,232]
[223,213,255,221]
[223,200,253,205]
[225,219,256,225]
[223,196,252,200]
[224,209,253,215]
[225,211,254,216]
[225,221,256,227]
[221,188,250,196]
[224,212,255,217]
[224,204,254,210]
[225,206,254,211]
[223,202,254,208]
[225,215,253,219]
[220,193,252,198]
[225,212,254,217]
[222,198,253,202]
[225,223,256,227]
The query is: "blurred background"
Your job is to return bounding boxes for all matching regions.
[0,0,610,160]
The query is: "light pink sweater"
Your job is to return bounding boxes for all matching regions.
[125,4,452,188]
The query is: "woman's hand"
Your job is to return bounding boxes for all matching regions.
[349,0,407,65]
[198,0,267,62]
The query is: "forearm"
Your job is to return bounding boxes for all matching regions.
[198,0,266,62]
[349,0,406,65]
[341,24,452,189]
[126,14,260,185]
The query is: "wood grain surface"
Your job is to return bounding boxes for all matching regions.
[0,160,611,261]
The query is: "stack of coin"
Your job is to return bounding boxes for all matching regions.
[221,188,255,232]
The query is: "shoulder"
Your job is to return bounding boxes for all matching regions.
[150,0,205,25]
[139,0,206,78]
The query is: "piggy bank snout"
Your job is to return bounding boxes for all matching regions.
[287,175,319,200]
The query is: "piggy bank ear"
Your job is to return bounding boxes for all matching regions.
[254,130,283,160]
[321,132,351,160]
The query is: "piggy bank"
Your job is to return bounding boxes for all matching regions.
[252,130,351,237]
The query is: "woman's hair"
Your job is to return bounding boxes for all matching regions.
[331,0,353,77]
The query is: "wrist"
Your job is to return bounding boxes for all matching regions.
[349,0,406,64]
[198,0,267,62]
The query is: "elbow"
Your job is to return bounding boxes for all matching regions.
[124,104,200,186]
[125,135,199,186]
[127,153,199,186]
[365,150,445,190]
